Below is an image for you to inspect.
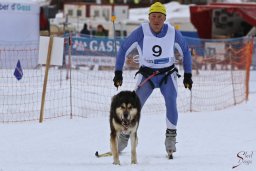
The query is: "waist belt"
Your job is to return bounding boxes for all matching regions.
[135,64,181,89]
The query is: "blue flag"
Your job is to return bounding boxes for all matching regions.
[14,60,23,81]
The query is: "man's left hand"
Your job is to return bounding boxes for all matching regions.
[183,73,193,90]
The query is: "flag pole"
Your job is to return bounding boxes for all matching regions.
[111,14,117,57]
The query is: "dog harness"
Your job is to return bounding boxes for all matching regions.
[135,64,180,89]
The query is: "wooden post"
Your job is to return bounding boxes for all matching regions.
[39,36,54,123]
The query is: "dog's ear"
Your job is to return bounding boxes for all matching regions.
[131,91,139,99]
[110,94,118,110]
[131,91,136,96]
[112,94,117,102]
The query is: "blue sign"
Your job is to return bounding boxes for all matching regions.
[64,35,124,57]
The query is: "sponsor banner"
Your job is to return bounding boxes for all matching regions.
[0,2,39,69]
[0,2,39,42]
[65,55,115,67]
[0,2,39,14]
[67,36,123,56]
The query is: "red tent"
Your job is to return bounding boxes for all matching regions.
[190,3,256,39]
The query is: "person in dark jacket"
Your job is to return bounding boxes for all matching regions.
[95,24,107,37]
[40,7,50,36]
[80,23,90,36]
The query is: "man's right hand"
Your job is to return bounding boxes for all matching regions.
[183,73,193,90]
[113,71,123,88]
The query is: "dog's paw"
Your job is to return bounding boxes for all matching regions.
[167,150,174,159]
[168,154,173,159]
[131,160,137,164]
[113,160,121,165]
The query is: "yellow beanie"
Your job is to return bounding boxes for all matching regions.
[149,2,166,16]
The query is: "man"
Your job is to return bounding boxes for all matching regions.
[113,2,193,159]
[80,23,90,36]
[40,7,50,36]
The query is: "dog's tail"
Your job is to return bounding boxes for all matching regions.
[95,151,112,158]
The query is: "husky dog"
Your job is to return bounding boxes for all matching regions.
[109,91,141,165]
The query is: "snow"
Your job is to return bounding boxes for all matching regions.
[0,73,255,171]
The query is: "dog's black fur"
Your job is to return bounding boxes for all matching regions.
[109,90,141,165]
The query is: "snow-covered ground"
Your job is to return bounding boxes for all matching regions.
[0,74,255,171]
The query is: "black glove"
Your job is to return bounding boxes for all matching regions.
[183,73,193,90]
[113,71,123,88]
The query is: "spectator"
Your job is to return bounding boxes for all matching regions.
[40,7,50,36]
[80,23,90,36]
[95,24,107,37]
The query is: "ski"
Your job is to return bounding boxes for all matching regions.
[95,151,112,158]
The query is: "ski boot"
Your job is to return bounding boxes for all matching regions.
[165,129,177,159]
